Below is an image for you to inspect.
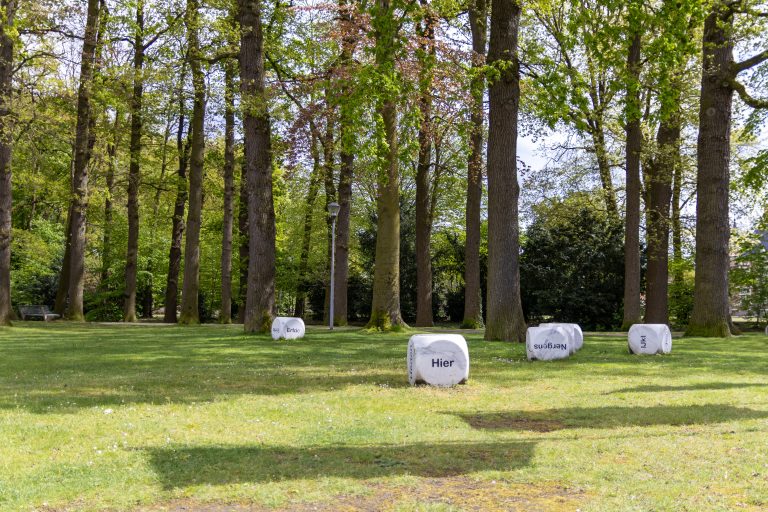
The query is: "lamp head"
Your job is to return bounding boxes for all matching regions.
[328,202,340,218]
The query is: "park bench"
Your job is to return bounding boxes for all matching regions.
[19,305,61,322]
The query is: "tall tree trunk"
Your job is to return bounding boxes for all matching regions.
[164,80,190,323]
[220,62,236,323]
[484,0,525,342]
[333,0,356,327]
[687,4,735,337]
[621,30,642,330]
[335,148,353,326]
[240,0,276,333]
[237,160,248,322]
[0,0,15,326]
[55,205,73,314]
[322,104,336,325]
[294,132,322,318]
[462,0,486,329]
[645,113,679,324]
[101,111,120,285]
[179,0,206,324]
[124,0,145,322]
[414,3,436,327]
[367,0,405,330]
[66,0,102,321]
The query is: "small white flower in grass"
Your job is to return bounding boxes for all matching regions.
[103,408,113,415]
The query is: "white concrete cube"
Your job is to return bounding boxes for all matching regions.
[628,324,672,355]
[407,334,469,387]
[526,326,571,361]
[270,317,305,340]
[539,323,583,353]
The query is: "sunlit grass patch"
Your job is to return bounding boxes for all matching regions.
[1,323,767,511]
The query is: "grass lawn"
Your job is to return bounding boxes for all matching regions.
[0,323,767,511]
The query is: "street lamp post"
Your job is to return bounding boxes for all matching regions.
[328,202,340,330]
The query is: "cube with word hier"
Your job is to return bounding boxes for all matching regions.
[539,323,584,353]
[627,324,672,355]
[407,334,469,387]
[270,317,306,340]
[526,326,571,361]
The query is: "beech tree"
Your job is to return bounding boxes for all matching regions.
[367,0,406,330]
[484,0,525,342]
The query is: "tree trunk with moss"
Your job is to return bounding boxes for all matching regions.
[240,0,276,333]
[367,0,405,330]
[0,0,15,326]
[687,4,735,337]
[483,0,525,342]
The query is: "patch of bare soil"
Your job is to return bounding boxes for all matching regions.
[139,477,585,512]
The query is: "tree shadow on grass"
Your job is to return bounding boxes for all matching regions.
[606,382,768,394]
[146,440,535,489]
[455,404,768,432]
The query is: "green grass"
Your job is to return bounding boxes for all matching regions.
[0,323,767,511]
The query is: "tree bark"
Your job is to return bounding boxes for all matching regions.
[334,155,352,326]
[179,0,206,325]
[124,0,145,322]
[237,159,248,322]
[240,0,276,333]
[462,0,486,329]
[414,2,436,327]
[484,0,525,342]
[367,0,405,330]
[322,104,336,325]
[66,0,102,321]
[293,132,322,318]
[54,205,73,315]
[333,0,356,327]
[687,3,735,337]
[621,30,642,330]
[645,114,679,324]
[164,69,190,323]
[220,62,236,323]
[0,0,15,326]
